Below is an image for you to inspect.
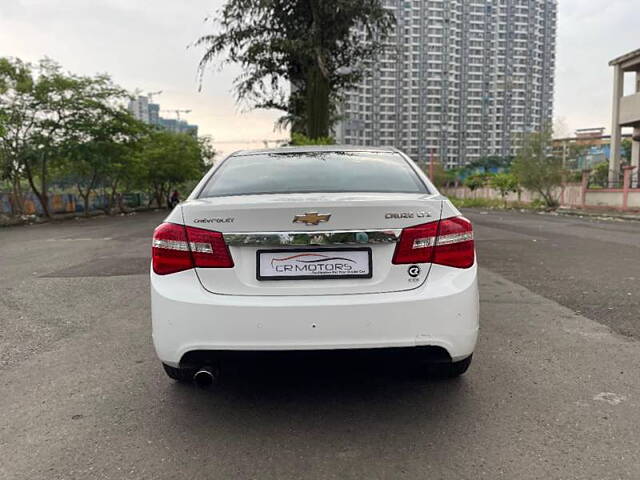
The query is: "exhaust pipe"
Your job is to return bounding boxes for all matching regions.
[193,366,219,388]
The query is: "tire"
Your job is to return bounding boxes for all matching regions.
[162,363,195,382]
[425,354,472,379]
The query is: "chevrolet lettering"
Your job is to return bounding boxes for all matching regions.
[193,217,235,224]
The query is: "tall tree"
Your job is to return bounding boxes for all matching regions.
[0,58,35,214]
[136,131,206,208]
[196,0,394,138]
[0,58,142,217]
[21,59,85,218]
[1,59,85,216]
[60,107,147,215]
[197,135,217,167]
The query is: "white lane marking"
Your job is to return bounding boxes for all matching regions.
[593,392,627,405]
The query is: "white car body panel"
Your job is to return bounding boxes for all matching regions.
[151,146,478,368]
[152,263,478,366]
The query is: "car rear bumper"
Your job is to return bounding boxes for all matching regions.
[151,263,479,367]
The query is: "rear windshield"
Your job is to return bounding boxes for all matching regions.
[198,151,428,198]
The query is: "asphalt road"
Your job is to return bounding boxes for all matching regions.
[466,209,640,339]
[1,209,639,479]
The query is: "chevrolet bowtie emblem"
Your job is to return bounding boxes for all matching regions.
[293,212,332,226]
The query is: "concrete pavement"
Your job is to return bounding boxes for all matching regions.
[1,210,639,479]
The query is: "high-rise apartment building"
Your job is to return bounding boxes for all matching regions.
[128,95,151,124]
[334,0,557,168]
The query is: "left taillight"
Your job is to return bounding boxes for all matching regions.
[152,223,234,275]
[152,223,192,275]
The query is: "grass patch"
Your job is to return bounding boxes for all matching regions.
[447,196,545,210]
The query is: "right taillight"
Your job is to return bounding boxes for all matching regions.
[152,223,234,275]
[433,216,474,268]
[392,216,474,268]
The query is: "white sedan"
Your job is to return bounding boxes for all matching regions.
[151,146,478,386]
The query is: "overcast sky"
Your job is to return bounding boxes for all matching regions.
[1,0,638,155]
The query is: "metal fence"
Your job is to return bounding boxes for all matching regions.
[0,192,149,216]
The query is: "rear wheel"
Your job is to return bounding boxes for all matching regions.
[425,354,472,378]
[162,363,195,382]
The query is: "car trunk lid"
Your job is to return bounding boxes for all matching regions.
[181,193,444,296]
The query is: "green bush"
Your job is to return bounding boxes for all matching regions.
[488,173,519,207]
[463,174,489,191]
[511,127,564,208]
[448,196,544,211]
[590,162,609,188]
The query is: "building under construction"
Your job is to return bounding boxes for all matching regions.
[128,95,198,137]
[552,128,633,172]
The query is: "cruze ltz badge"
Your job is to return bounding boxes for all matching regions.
[293,212,331,225]
[385,211,431,219]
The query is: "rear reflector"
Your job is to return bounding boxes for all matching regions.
[184,225,234,269]
[392,216,474,268]
[152,223,234,275]
[391,222,438,264]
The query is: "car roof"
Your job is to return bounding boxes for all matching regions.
[231,145,402,157]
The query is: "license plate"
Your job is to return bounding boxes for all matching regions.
[257,248,372,281]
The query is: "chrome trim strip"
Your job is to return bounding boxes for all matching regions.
[223,229,402,246]
[152,238,214,253]
[152,238,190,251]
